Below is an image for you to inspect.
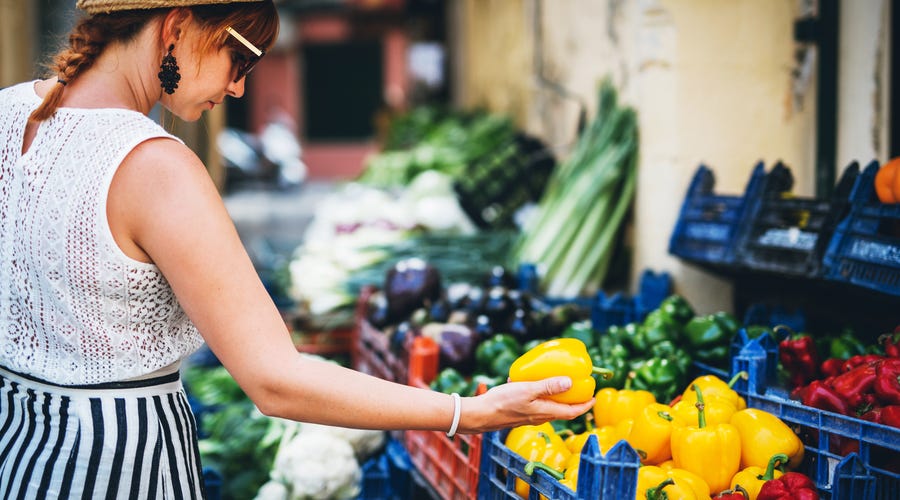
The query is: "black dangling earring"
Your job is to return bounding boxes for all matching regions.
[158,44,181,95]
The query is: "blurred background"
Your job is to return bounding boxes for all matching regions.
[1,0,895,323]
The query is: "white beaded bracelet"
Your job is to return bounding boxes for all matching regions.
[446,392,461,438]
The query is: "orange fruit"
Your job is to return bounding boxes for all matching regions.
[875,157,900,204]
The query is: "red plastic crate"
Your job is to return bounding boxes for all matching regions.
[405,336,482,500]
[351,287,410,383]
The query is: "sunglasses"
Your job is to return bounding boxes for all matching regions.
[225,26,265,82]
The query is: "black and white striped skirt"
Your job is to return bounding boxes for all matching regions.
[0,365,206,499]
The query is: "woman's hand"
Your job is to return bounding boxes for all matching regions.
[456,376,595,434]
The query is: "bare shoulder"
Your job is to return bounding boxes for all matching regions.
[107,135,229,258]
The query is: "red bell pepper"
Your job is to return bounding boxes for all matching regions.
[757,472,819,500]
[874,358,900,406]
[819,357,845,378]
[841,354,885,373]
[801,380,850,415]
[881,405,900,428]
[880,329,900,358]
[830,363,878,409]
[779,334,819,387]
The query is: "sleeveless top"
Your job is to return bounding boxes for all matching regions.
[0,81,203,385]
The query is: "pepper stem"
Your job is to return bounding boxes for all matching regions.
[692,384,706,429]
[758,453,790,481]
[646,478,675,500]
[657,411,674,422]
[592,366,615,380]
[728,371,748,388]
[625,371,636,390]
[584,412,595,431]
[524,461,565,480]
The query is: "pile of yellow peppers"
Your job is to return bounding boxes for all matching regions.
[506,373,806,499]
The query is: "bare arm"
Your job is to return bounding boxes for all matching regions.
[107,139,593,433]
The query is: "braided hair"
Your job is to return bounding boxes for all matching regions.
[29,11,161,123]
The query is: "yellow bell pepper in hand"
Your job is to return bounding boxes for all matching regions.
[671,385,742,495]
[730,409,804,470]
[627,403,676,465]
[593,386,656,426]
[508,338,614,404]
[730,453,788,500]
[636,465,711,500]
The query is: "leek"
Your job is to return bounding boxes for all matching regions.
[511,79,638,297]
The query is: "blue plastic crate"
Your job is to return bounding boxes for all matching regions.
[359,454,392,500]
[593,269,672,332]
[823,161,900,297]
[669,162,766,266]
[477,430,639,499]
[734,161,860,277]
[202,467,223,500]
[732,337,900,499]
[743,302,808,333]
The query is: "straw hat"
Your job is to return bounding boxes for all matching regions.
[76,0,265,15]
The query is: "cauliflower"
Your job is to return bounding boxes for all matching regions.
[265,429,361,500]
[299,423,386,462]
[254,480,290,500]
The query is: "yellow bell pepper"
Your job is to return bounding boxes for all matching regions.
[505,422,557,452]
[671,394,738,427]
[509,431,570,498]
[670,385,742,495]
[594,419,634,455]
[627,403,675,465]
[730,408,804,470]
[593,386,656,426]
[730,453,788,500]
[527,452,581,494]
[658,459,676,470]
[679,372,747,410]
[635,465,711,500]
[508,338,613,404]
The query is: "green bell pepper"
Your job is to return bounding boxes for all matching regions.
[561,320,597,349]
[827,328,866,360]
[641,309,682,345]
[431,367,468,394]
[630,357,686,403]
[475,333,523,377]
[622,322,650,352]
[658,295,695,326]
[683,313,736,361]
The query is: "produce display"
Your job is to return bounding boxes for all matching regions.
[508,372,816,499]
[198,75,900,499]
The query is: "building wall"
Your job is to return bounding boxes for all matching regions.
[451,0,890,314]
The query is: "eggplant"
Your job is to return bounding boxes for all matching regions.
[483,286,513,327]
[384,258,442,323]
[421,322,479,375]
[507,308,536,342]
[485,265,516,289]
[365,290,390,328]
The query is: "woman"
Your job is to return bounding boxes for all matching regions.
[0,0,594,498]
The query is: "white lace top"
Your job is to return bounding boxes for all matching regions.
[0,81,203,385]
